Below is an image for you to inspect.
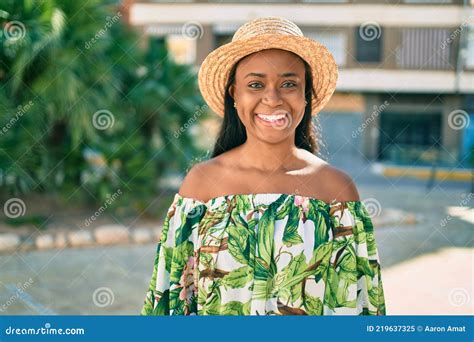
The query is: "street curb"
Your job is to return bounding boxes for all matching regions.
[0,209,418,254]
[0,225,162,254]
[371,162,473,182]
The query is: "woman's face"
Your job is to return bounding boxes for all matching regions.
[229,48,307,144]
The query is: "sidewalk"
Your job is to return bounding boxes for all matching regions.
[383,247,473,315]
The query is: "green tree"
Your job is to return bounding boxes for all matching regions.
[0,0,206,216]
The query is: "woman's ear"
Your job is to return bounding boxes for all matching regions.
[229,84,235,99]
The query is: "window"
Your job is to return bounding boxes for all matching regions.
[378,112,442,165]
[355,25,383,63]
[396,28,451,70]
[304,31,348,66]
[465,25,474,70]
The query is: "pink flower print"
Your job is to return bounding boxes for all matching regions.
[178,256,196,302]
[294,195,310,223]
[294,195,310,214]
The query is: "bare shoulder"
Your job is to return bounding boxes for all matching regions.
[177,158,222,202]
[317,163,360,202]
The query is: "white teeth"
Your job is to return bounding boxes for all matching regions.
[256,113,286,122]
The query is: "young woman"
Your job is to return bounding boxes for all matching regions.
[141,16,386,316]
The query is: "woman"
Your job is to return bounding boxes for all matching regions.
[141,17,386,316]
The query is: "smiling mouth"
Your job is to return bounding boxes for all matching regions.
[255,113,287,122]
[255,109,291,129]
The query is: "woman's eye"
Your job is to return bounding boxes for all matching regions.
[248,82,296,89]
[248,83,262,89]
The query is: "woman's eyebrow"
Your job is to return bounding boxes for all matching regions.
[244,72,300,79]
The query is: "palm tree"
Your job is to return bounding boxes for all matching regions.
[0,0,206,215]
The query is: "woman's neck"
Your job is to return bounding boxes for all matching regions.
[235,137,301,173]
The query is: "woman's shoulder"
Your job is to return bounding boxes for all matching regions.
[178,157,225,202]
[300,151,361,202]
[314,163,361,203]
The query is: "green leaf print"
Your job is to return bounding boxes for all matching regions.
[169,287,183,312]
[162,246,173,274]
[337,247,356,272]
[275,200,291,220]
[221,300,251,315]
[303,293,323,315]
[335,278,351,305]
[254,257,269,280]
[222,265,252,289]
[204,287,222,315]
[366,233,377,256]
[357,256,375,278]
[176,205,204,244]
[313,211,329,248]
[282,206,303,247]
[169,241,193,283]
[324,267,339,309]
[282,252,307,279]
[227,224,250,265]
[257,207,275,263]
[152,289,170,315]
[141,193,387,316]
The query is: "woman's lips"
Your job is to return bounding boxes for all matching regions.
[254,110,290,128]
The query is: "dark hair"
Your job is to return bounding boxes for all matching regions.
[211,54,322,158]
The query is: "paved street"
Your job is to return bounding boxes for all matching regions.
[0,171,472,315]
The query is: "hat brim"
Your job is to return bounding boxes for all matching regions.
[198,34,338,117]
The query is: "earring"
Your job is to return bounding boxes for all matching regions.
[305,100,308,105]
[233,102,237,108]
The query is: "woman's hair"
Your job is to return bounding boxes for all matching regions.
[210,54,322,158]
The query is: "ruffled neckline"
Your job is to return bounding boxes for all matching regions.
[174,192,362,208]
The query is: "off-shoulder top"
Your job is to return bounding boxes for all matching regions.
[141,192,386,315]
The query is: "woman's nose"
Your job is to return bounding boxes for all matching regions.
[262,87,283,107]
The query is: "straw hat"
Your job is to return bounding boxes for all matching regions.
[198,16,338,118]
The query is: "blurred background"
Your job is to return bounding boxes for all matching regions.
[0,0,472,315]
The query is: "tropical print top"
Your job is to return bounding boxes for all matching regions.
[141,193,386,316]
